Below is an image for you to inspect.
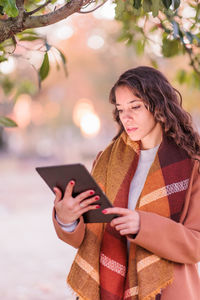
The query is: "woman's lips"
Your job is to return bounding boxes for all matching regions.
[126,127,138,133]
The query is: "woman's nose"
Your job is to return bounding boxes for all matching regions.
[121,111,133,121]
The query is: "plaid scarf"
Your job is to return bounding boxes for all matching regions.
[67,132,193,300]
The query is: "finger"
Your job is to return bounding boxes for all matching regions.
[80,204,100,215]
[114,223,128,231]
[119,229,133,235]
[63,180,75,198]
[79,195,100,208]
[75,190,95,203]
[102,207,130,216]
[53,187,62,204]
[110,216,129,227]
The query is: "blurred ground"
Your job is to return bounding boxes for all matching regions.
[0,152,199,300]
[0,154,79,300]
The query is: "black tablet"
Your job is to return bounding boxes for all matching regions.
[36,163,118,223]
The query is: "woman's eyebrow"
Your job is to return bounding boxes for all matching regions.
[116,100,141,106]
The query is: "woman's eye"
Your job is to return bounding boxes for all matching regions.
[117,109,123,113]
[131,105,141,110]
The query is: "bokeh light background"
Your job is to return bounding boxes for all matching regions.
[0,2,200,299]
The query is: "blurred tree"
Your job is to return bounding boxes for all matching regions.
[0,0,200,127]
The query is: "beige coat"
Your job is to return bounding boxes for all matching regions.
[53,160,200,300]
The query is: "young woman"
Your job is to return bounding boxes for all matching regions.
[53,66,200,300]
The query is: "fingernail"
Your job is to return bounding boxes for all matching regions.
[96,205,100,209]
[70,180,74,185]
[90,191,95,195]
[95,196,100,200]
[102,209,107,214]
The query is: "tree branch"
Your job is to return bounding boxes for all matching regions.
[159,13,200,78]
[16,0,25,21]
[0,0,83,43]
[16,0,24,9]
[81,0,96,8]
[24,0,83,28]
[182,43,200,77]
[26,0,52,16]
[78,0,108,14]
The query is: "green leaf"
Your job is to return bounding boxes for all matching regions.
[193,34,200,46]
[57,48,68,76]
[0,116,17,127]
[150,25,160,33]
[176,69,187,84]
[14,80,37,102]
[117,32,133,44]
[17,30,43,43]
[188,72,200,90]
[0,0,18,17]
[23,29,38,35]
[0,56,7,63]
[1,76,14,95]
[132,7,142,16]
[150,59,158,69]
[115,0,125,19]
[39,52,50,81]
[133,0,141,9]
[135,39,145,55]
[143,0,152,12]
[173,0,180,10]
[162,37,180,57]
[152,0,160,17]
[162,0,172,9]
[19,36,41,41]
[195,3,200,22]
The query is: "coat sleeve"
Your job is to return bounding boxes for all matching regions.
[130,160,200,264]
[52,208,85,248]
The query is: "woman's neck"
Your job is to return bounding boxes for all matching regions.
[140,123,163,150]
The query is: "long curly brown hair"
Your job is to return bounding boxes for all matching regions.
[109,66,200,159]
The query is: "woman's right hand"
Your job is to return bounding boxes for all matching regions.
[54,180,100,225]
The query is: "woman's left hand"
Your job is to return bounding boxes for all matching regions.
[102,207,140,236]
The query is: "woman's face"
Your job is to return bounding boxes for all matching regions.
[115,85,162,149]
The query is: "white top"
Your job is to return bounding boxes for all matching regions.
[128,145,159,211]
[57,145,159,232]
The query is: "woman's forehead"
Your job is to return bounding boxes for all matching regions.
[115,86,143,105]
